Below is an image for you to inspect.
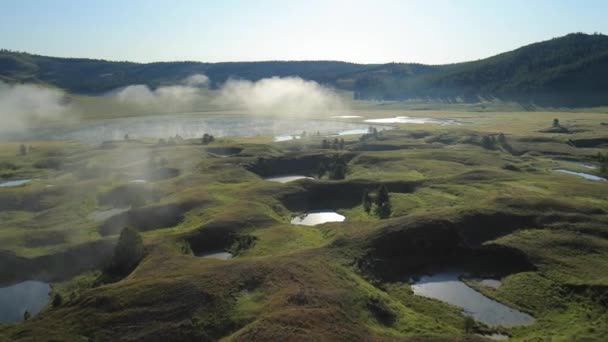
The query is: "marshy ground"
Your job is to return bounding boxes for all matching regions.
[1,107,607,341]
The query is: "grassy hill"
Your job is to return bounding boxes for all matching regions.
[2,33,608,106]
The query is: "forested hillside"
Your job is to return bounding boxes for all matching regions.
[2,33,608,106]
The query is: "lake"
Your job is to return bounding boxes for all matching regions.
[411,272,534,326]
[197,250,233,260]
[364,116,460,125]
[0,281,50,323]
[27,114,385,144]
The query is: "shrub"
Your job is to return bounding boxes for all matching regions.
[52,293,63,307]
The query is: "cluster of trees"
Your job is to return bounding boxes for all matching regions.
[362,185,392,219]
[202,133,215,145]
[317,155,347,180]
[157,134,185,146]
[321,138,345,150]
[480,133,512,153]
[18,144,33,156]
[359,127,381,142]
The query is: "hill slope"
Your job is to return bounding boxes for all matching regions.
[2,33,608,106]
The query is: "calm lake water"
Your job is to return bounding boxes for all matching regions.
[265,175,313,183]
[0,179,31,188]
[291,211,345,226]
[554,169,606,181]
[364,116,460,125]
[411,272,534,327]
[197,250,233,260]
[27,114,384,144]
[0,281,50,323]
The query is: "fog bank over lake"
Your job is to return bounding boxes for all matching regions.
[22,114,385,144]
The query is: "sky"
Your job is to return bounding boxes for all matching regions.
[1,0,607,65]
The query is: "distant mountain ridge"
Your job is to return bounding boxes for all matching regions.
[2,33,608,106]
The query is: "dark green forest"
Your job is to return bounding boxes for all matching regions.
[2,33,608,106]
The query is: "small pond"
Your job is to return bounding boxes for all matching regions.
[0,281,50,323]
[197,250,233,260]
[332,115,363,119]
[554,169,606,181]
[411,272,534,327]
[290,211,345,226]
[129,179,148,184]
[364,116,460,125]
[265,175,313,183]
[0,179,31,188]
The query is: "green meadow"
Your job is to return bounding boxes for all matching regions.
[1,100,607,341]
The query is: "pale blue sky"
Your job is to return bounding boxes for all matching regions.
[1,0,606,64]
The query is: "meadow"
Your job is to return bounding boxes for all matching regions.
[0,97,607,341]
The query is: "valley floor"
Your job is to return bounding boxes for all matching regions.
[1,109,607,341]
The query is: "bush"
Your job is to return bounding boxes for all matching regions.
[366,296,396,325]
[52,293,63,307]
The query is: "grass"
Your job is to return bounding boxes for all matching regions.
[1,105,608,340]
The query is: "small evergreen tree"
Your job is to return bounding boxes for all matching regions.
[362,190,372,214]
[553,118,560,127]
[202,133,214,145]
[109,227,144,275]
[339,138,345,150]
[463,316,475,333]
[23,310,31,321]
[329,159,347,180]
[374,185,392,219]
[52,293,63,307]
[19,144,27,156]
[332,138,339,150]
[481,135,495,150]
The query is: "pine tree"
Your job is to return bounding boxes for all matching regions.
[374,185,391,219]
[362,190,372,213]
[110,227,144,275]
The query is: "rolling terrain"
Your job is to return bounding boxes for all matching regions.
[0,110,607,340]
